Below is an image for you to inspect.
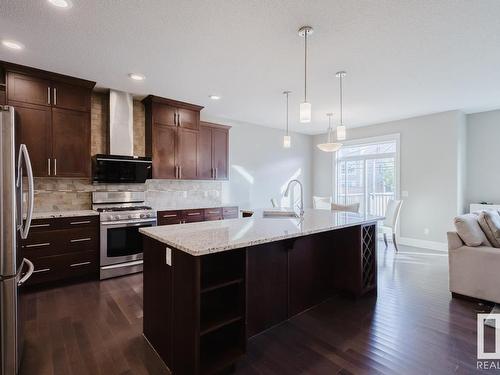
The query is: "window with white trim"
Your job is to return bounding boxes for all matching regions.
[335,139,398,217]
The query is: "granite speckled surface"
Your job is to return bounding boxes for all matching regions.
[32,210,99,219]
[140,209,383,256]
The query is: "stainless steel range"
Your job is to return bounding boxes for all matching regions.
[92,191,156,280]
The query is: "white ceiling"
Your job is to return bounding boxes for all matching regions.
[1,0,500,135]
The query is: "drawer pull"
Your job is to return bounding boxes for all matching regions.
[31,223,51,228]
[162,214,178,218]
[70,238,92,243]
[70,261,91,267]
[33,268,51,274]
[70,220,92,225]
[25,242,51,248]
[207,211,220,214]
[187,212,201,216]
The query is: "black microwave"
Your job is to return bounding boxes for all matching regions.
[92,154,152,184]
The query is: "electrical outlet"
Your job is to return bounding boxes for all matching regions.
[165,247,172,266]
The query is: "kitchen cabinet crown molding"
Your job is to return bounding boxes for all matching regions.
[1,60,96,89]
[142,94,204,112]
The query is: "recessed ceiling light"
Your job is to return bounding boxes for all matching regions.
[129,73,145,81]
[1,40,24,50]
[47,0,72,8]
[209,95,221,100]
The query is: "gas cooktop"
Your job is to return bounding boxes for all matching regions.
[96,206,152,213]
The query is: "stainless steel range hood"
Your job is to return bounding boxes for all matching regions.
[108,90,134,156]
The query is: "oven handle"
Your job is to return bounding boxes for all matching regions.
[101,219,157,226]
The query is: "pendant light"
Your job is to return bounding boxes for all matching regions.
[317,113,342,152]
[336,71,347,140]
[298,26,313,123]
[283,90,291,148]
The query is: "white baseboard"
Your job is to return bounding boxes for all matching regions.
[397,237,448,252]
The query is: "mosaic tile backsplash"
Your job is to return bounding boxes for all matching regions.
[31,178,223,212]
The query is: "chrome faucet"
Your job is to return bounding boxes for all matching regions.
[284,179,304,217]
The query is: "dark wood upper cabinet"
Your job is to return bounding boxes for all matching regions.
[152,124,177,179]
[51,108,90,177]
[52,81,91,112]
[143,95,204,180]
[3,62,95,178]
[199,122,230,180]
[7,72,51,107]
[14,103,52,177]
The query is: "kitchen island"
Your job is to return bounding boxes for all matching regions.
[140,209,382,375]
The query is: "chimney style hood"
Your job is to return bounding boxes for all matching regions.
[108,90,134,156]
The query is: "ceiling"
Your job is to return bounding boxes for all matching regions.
[1,0,500,135]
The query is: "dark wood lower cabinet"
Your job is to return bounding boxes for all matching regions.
[142,222,378,375]
[157,206,239,226]
[22,216,99,286]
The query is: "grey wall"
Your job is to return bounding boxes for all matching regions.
[203,116,313,210]
[466,109,500,206]
[312,110,466,245]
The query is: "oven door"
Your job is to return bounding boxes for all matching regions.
[100,219,156,267]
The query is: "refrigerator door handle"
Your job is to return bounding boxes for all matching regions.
[17,144,34,240]
[17,258,34,286]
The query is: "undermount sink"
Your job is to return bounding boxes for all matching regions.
[262,209,299,218]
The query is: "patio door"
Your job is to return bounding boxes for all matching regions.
[335,138,398,217]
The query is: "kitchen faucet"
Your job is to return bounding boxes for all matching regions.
[284,179,304,217]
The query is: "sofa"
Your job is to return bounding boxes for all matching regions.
[448,210,500,304]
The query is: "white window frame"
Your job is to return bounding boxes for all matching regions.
[332,133,401,209]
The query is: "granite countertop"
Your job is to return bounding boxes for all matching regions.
[32,210,99,220]
[140,209,383,256]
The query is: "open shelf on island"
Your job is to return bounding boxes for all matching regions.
[200,249,245,291]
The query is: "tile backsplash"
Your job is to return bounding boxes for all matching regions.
[30,178,223,212]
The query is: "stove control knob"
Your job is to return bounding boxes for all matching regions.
[128,214,133,219]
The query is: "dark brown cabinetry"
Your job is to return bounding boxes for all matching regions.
[144,96,230,181]
[199,122,229,180]
[157,206,238,226]
[144,95,203,180]
[22,216,99,286]
[4,63,95,177]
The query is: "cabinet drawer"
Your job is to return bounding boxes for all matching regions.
[183,209,204,223]
[60,227,99,253]
[59,216,98,229]
[27,250,98,285]
[204,208,223,221]
[22,231,57,258]
[158,210,182,226]
[28,218,59,232]
[223,207,239,219]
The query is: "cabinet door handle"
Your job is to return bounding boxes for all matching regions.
[162,214,177,218]
[70,238,92,243]
[70,261,91,267]
[187,212,200,216]
[33,268,51,274]
[47,87,51,105]
[25,242,51,248]
[207,211,219,214]
[173,112,177,125]
[215,167,218,179]
[47,158,51,176]
[70,220,91,225]
[31,223,50,228]
[179,165,182,179]
[178,113,181,127]
[54,158,57,176]
[53,88,57,105]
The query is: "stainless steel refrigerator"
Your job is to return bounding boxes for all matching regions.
[0,106,35,375]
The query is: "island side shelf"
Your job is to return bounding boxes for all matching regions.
[142,222,377,375]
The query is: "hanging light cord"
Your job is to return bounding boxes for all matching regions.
[286,92,289,136]
[339,74,343,126]
[304,31,308,102]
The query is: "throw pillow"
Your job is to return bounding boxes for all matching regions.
[478,210,500,248]
[454,213,491,247]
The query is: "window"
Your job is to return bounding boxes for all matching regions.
[335,136,399,217]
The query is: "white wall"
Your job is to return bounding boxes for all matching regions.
[202,116,313,209]
[312,110,466,247]
[466,109,500,206]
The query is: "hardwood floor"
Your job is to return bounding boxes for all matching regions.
[20,243,493,374]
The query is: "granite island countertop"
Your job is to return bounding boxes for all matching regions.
[140,209,383,256]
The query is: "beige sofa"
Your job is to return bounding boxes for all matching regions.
[448,231,500,303]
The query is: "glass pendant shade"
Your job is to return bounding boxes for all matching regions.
[336,125,346,141]
[317,128,342,153]
[283,135,291,148]
[300,102,311,123]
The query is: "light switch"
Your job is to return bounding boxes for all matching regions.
[165,247,172,266]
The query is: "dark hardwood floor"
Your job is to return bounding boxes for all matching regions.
[20,243,493,375]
